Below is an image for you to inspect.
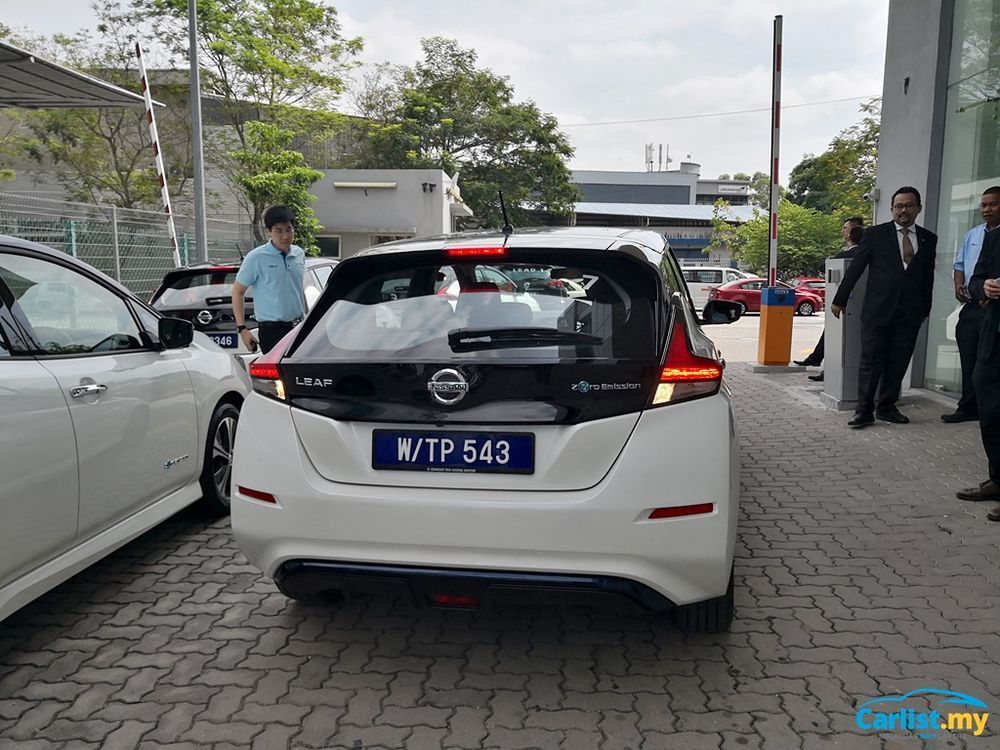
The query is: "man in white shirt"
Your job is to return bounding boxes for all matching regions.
[941,186,1000,423]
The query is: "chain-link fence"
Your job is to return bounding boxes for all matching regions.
[0,193,256,300]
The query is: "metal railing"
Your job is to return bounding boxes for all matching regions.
[0,193,256,300]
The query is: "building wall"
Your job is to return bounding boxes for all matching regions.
[875,0,953,228]
[572,170,698,204]
[311,169,464,258]
[877,0,955,389]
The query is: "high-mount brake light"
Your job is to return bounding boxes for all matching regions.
[208,265,237,272]
[652,318,723,406]
[445,246,507,258]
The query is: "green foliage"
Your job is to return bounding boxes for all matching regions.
[229,121,323,250]
[137,0,361,145]
[134,0,360,233]
[709,199,841,277]
[1,3,192,208]
[344,37,580,228]
[787,99,880,220]
[747,170,781,209]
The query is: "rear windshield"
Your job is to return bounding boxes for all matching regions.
[292,251,659,363]
[154,270,248,306]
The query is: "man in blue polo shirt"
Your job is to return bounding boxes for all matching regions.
[232,205,307,354]
[941,186,1000,423]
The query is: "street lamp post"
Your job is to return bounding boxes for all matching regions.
[189,0,208,263]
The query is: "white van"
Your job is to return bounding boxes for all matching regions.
[681,266,752,312]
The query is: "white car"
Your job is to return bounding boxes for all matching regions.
[0,235,250,622]
[232,228,743,631]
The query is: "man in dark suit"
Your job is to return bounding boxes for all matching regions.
[831,186,937,428]
[956,225,1000,508]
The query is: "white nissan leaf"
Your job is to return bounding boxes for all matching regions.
[232,228,742,631]
[0,236,250,623]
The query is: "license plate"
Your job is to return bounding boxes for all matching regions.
[373,430,534,474]
[210,333,238,348]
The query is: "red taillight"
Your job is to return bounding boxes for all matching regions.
[247,328,299,401]
[238,486,277,504]
[649,503,714,520]
[248,361,280,380]
[546,279,565,288]
[652,318,723,405]
[445,246,506,257]
[208,265,237,272]
[429,594,481,609]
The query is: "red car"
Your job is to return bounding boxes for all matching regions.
[707,277,822,316]
[790,276,827,305]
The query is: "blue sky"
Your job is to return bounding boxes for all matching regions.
[7,0,889,182]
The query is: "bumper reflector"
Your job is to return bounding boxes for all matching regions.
[649,503,714,519]
[238,486,277,504]
[429,593,481,608]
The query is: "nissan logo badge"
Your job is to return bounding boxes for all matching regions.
[196,309,213,326]
[427,368,469,405]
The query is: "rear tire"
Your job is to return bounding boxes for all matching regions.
[197,402,240,517]
[672,569,734,633]
[796,301,815,316]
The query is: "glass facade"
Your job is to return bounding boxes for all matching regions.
[925,0,1000,394]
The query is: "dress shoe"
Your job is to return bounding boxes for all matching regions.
[987,505,1000,522]
[875,409,910,424]
[808,372,824,382]
[956,480,1000,502]
[940,411,977,423]
[847,413,875,428]
[793,359,818,367]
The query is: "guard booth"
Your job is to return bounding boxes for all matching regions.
[757,286,795,365]
[822,257,868,410]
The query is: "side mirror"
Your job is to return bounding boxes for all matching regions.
[702,300,743,325]
[158,316,194,348]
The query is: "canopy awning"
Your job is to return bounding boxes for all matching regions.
[0,39,161,109]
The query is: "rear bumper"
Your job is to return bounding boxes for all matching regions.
[275,560,674,611]
[233,391,740,606]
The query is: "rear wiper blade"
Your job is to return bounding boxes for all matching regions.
[448,327,603,352]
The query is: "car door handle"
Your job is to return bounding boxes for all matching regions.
[70,384,108,398]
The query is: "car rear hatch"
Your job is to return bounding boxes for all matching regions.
[150,265,253,347]
[263,245,675,491]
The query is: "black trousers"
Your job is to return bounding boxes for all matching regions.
[257,320,297,354]
[973,354,1000,483]
[806,332,825,363]
[955,302,984,416]
[856,313,924,416]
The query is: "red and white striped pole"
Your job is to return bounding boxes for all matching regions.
[135,40,181,267]
[767,15,782,287]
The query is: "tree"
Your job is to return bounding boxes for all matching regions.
[229,121,324,249]
[1,4,193,208]
[137,0,361,147]
[787,99,879,220]
[708,199,841,277]
[747,170,777,209]
[135,0,361,231]
[345,37,580,227]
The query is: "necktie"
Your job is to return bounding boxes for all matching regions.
[901,227,915,266]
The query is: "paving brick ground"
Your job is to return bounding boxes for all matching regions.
[2,367,999,749]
